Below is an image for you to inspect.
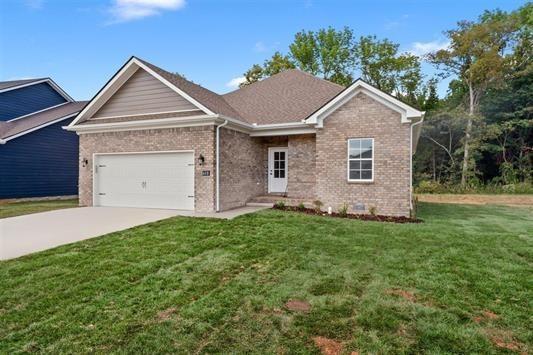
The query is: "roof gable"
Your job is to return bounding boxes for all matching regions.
[70,57,218,126]
[93,68,198,118]
[305,79,424,127]
[0,82,69,121]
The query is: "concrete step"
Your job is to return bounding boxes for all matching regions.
[245,202,273,207]
[247,195,314,207]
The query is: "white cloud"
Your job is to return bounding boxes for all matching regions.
[409,40,450,56]
[226,76,246,89]
[254,41,267,53]
[108,0,186,23]
[24,0,44,10]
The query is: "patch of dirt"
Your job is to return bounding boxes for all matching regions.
[484,329,525,353]
[312,337,343,355]
[473,310,500,324]
[387,289,416,302]
[273,206,421,223]
[285,300,311,313]
[156,307,178,321]
[416,194,533,206]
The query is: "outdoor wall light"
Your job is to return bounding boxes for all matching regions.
[81,158,88,167]
[198,154,205,166]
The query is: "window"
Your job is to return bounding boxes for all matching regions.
[348,138,373,182]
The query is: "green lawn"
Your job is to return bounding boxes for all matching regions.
[0,199,78,219]
[1,203,531,354]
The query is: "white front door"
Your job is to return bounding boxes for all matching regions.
[94,152,195,210]
[268,147,288,193]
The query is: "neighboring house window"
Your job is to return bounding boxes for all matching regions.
[347,138,374,182]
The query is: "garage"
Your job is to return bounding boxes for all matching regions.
[93,151,195,210]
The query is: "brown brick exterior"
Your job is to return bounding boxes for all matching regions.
[218,128,264,210]
[78,126,216,212]
[77,92,412,216]
[288,135,316,199]
[315,92,411,217]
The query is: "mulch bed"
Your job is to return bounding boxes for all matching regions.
[272,205,422,224]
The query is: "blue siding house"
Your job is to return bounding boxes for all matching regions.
[0,78,87,199]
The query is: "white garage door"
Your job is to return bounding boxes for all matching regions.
[94,152,194,210]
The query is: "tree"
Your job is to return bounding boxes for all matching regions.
[427,10,519,187]
[353,35,423,106]
[241,27,356,86]
[240,64,264,87]
[263,52,295,77]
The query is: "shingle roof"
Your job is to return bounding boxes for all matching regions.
[0,101,87,141]
[136,58,244,120]
[0,78,47,91]
[223,69,345,124]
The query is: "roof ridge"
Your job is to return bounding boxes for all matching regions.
[134,57,244,120]
[223,68,344,97]
[290,69,346,89]
[135,57,223,100]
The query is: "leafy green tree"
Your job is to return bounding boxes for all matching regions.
[263,52,295,77]
[241,27,356,86]
[427,9,520,186]
[353,35,423,106]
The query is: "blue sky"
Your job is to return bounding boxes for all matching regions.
[0,0,525,101]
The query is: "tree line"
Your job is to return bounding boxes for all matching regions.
[239,3,532,192]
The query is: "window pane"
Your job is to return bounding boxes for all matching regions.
[349,170,361,180]
[361,147,372,159]
[279,161,285,169]
[279,170,285,178]
[361,170,372,180]
[361,139,372,150]
[274,161,279,169]
[361,160,372,170]
[274,152,279,160]
[349,139,361,150]
[349,161,360,170]
[279,152,285,160]
[274,170,279,178]
[349,149,361,159]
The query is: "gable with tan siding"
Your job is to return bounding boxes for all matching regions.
[92,68,198,118]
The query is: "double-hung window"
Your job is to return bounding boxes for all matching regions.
[348,138,374,182]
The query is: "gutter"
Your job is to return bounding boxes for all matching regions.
[409,115,425,211]
[215,119,229,212]
[0,139,5,145]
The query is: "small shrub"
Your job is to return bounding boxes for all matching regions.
[368,206,377,216]
[297,202,306,211]
[338,203,348,217]
[274,201,285,209]
[313,200,323,212]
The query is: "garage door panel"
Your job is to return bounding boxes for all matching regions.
[95,152,194,210]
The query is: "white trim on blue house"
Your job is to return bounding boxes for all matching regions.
[1,112,79,144]
[0,78,74,103]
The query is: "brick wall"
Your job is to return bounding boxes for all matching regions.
[287,135,316,199]
[78,126,216,212]
[316,92,411,217]
[218,128,264,210]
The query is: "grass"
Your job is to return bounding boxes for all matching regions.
[0,199,78,219]
[0,203,531,353]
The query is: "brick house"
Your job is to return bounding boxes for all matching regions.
[66,57,424,217]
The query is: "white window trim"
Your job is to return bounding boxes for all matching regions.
[347,138,374,183]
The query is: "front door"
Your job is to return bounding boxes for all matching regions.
[268,147,288,193]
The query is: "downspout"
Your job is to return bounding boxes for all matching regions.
[409,117,424,211]
[215,119,229,212]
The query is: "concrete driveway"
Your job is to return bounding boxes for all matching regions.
[0,207,181,260]
[0,206,268,261]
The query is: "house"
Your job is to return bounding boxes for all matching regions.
[0,78,87,199]
[66,56,424,217]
